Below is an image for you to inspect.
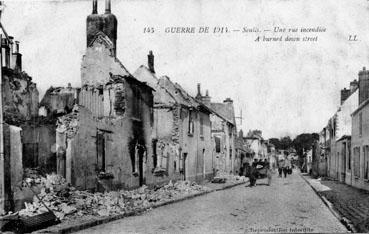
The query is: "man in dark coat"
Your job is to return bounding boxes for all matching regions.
[248,163,257,187]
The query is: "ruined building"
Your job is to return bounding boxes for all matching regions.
[55,0,154,191]
[0,28,39,213]
[21,84,80,175]
[134,52,214,184]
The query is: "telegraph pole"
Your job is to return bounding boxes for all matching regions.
[235,109,243,125]
[0,0,5,214]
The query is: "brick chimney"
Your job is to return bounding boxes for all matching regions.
[359,67,369,105]
[86,0,117,56]
[340,88,351,105]
[105,0,111,13]
[350,79,358,93]
[13,41,22,71]
[92,0,97,14]
[195,83,202,100]
[1,37,10,68]
[201,90,211,106]
[148,50,155,73]
[8,36,13,69]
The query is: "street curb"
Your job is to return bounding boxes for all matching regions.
[299,174,356,233]
[35,180,248,234]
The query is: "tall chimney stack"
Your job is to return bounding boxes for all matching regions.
[15,41,19,53]
[359,66,369,105]
[350,79,358,93]
[8,36,13,69]
[201,90,211,106]
[196,83,202,100]
[14,41,22,71]
[340,88,350,105]
[92,0,97,14]
[148,50,155,73]
[105,0,111,13]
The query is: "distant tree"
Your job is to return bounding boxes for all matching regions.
[268,138,281,149]
[280,136,292,150]
[268,136,293,150]
[312,133,319,141]
[292,133,318,157]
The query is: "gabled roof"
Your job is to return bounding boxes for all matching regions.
[108,74,154,91]
[158,76,199,108]
[133,65,159,89]
[88,31,115,50]
[155,76,212,114]
[210,102,236,125]
[83,31,131,80]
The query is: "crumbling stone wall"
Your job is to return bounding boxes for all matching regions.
[2,124,23,212]
[22,122,56,173]
[57,80,153,191]
[171,105,181,143]
[79,82,125,118]
[2,68,39,125]
[210,113,236,174]
[80,34,130,87]
[39,86,77,117]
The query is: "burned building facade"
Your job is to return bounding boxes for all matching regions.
[55,0,153,191]
[0,30,39,213]
[134,53,214,184]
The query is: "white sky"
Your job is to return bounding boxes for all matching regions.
[2,0,369,138]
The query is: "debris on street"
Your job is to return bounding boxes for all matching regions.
[17,174,211,222]
[212,171,247,184]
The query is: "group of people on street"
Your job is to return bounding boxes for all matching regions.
[240,157,294,187]
[241,159,273,187]
[278,158,292,178]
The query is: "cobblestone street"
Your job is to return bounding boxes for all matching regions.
[76,171,347,234]
[314,178,369,233]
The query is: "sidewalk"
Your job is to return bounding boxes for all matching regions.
[301,174,369,233]
[34,178,249,234]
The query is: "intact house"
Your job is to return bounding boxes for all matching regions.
[195,84,237,175]
[324,77,358,183]
[55,0,154,191]
[0,31,39,213]
[134,53,214,183]
[350,67,369,191]
[330,80,358,183]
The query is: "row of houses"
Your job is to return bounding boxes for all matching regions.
[313,66,369,191]
[0,0,277,213]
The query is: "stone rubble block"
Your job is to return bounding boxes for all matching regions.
[16,174,210,222]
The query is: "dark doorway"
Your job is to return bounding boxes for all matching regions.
[182,153,187,180]
[96,132,105,172]
[138,146,146,186]
[341,142,346,182]
[23,143,38,168]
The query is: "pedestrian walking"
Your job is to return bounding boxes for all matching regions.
[278,167,282,177]
[266,162,272,186]
[278,161,283,178]
[248,164,257,187]
[283,166,288,178]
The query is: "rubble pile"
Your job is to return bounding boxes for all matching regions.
[21,168,44,186]
[56,106,79,138]
[18,175,209,221]
[212,171,247,184]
